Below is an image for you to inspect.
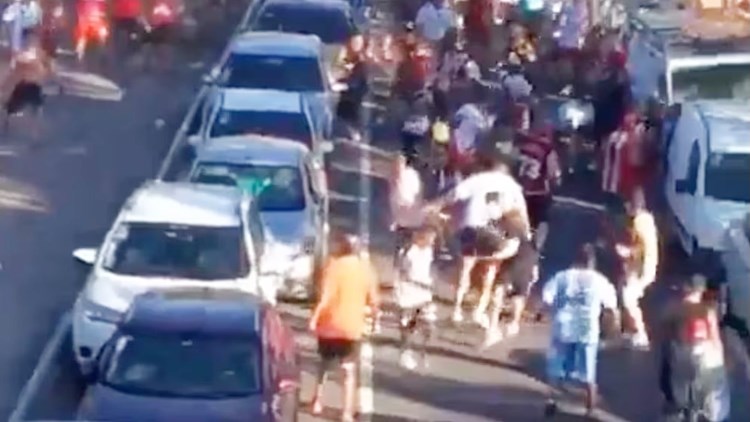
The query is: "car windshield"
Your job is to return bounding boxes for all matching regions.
[222,54,325,92]
[210,110,313,148]
[671,63,750,102]
[102,223,250,280]
[705,152,750,203]
[102,334,261,398]
[192,163,306,211]
[254,4,356,44]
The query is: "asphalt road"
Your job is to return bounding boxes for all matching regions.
[0,2,249,419]
[7,2,750,422]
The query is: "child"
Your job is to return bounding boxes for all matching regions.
[395,226,437,370]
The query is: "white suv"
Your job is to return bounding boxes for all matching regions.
[71,181,268,370]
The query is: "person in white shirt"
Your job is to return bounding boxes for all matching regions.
[449,83,491,179]
[389,153,426,259]
[395,226,437,370]
[415,0,456,44]
[426,155,530,325]
[3,0,42,56]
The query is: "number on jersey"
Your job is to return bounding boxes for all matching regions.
[518,154,541,180]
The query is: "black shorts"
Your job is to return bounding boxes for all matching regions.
[318,338,360,364]
[6,82,43,115]
[525,194,551,228]
[459,227,505,257]
[497,244,539,297]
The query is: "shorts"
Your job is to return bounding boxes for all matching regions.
[496,245,539,297]
[318,338,360,365]
[459,227,504,257]
[525,194,551,228]
[6,82,43,115]
[144,23,175,44]
[547,340,598,385]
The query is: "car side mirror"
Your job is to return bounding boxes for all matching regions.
[321,141,334,154]
[73,248,98,266]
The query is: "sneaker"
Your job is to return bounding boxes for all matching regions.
[630,333,650,350]
[400,350,418,370]
[482,330,503,349]
[451,309,464,323]
[505,322,520,337]
[472,311,489,328]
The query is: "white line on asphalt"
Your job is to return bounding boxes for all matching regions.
[552,195,606,212]
[9,312,72,422]
[334,138,393,159]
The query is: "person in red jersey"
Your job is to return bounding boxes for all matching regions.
[74,0,108,60]
[516,123,561,251]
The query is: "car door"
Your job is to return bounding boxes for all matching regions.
[669,135,702,254]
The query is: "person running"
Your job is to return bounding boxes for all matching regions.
[3,0,42,60]
[483,209,540,346]
[542,242,619,418]
[516,124,561,251]
[142,0,182,70]
[74,0,108,61]
[617,188,658,349]
[395,226,438,370]
[425,155,529,326]
[1,32,50,138]
[660,274,730,421]
[309,232,380,422]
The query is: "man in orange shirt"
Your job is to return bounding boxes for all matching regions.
[309,232,380,422]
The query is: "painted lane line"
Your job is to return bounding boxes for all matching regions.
[552,195,606,212]
[9,312,72,422]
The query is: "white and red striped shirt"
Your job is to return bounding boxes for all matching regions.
[601,126,643,196]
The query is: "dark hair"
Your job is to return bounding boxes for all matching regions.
[573,243,597,268]
[330,232,359,257]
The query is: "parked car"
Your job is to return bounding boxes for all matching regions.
[189,135,329,300]
[663,101,750,270]
[71,181,269,370]
[189,88,333,159]
[204,31,342,140]
[77,288,300,422]
[721,213,750,338]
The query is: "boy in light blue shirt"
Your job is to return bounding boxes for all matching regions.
[541,242,619,417]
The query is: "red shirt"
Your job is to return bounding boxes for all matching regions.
[149,0,179,26]
[517,136,554,195]
[112,0,142,18]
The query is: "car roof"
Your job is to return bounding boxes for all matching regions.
[219,88,304,113]
[196,135,310,167]
[230,31,322,57]
[122,288,263,337]
[120,181,244,227]
[262,0,350,12]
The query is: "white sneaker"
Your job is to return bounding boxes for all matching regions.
[505,322,520,338]
[630,334,650,349]
[451,309,464,323]
[482,330,503,349]
[472,311,489,328]
[399,350,418,370]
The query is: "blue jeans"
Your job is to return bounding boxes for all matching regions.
[547,339,599,385]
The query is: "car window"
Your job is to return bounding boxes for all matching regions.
[254,4,356,44]
[222,53,325,92]
[103,334,262,398]
[705,152,750,203]
[101,223,250,280]
[192,163,306,212]
[672,63,750,102]
[210,110,313,149]
[683,141,700,194]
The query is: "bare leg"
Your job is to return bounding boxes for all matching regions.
[535,221,549,251]
[585,383,598,415]
[506,296,526,337]
[483,283,506,348]
[341,362,357,421]
[310,360,330,414]
[623,282,649,348]
[452,256,476,322]
[473,263,498,327]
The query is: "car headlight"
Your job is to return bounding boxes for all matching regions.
[288,254,314,281]
[80,297,122,324]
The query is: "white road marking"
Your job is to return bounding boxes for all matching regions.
[9,312,72,422]
[552,195,606,212]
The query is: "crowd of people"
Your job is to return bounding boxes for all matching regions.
[310,0,733,420]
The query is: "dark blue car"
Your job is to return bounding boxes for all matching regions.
[77,288,300,422]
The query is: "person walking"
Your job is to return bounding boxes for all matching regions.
[541,242,619,418]
[309,232,380,422]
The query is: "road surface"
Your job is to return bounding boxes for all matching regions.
[6,1,750,422]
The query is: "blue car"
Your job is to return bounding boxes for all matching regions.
[77,288,300,422]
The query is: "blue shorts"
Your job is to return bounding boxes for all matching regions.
[546,340,598,385]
